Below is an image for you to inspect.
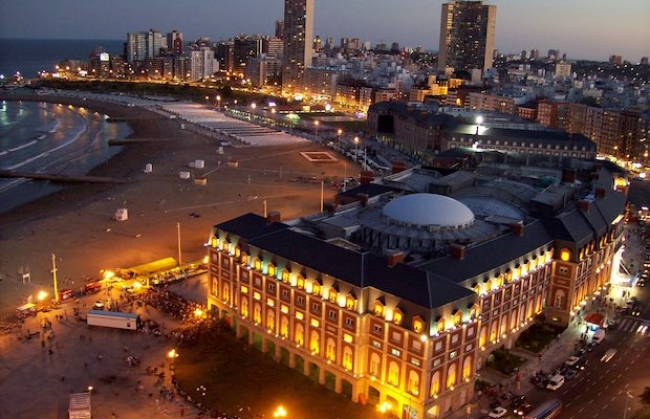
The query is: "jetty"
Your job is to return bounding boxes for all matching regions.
[0,170,130,184]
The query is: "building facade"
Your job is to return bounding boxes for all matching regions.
[207,161,627,419]
[282,0,314,92]
[438,1,497,72]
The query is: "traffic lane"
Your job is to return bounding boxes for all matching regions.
[559,332,648,419]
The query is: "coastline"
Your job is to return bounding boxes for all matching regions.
[0,92,351,320]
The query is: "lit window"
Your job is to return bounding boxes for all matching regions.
[328,288,337,303]
[268,264,276,278]
[373,301,384,317]
[393,309,403,325]
[295,311,304,321]
[413,317,423,333]
[281,270,290,283]
[310,318,320,328]
[254,259,262,271]
[346,296,355,310]
[240,285,248,294]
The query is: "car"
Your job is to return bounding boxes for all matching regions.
[564,368,578,379]
[511,395,526,408]
[546,374,565,390]
[488,406,508,418]
[92,301,105,310]
[513,402,533,417]
[565,356,580,367]
[575,358,589,370]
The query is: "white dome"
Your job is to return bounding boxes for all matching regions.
[382,193,475,228]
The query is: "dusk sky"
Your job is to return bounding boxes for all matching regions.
[1,0,648,62]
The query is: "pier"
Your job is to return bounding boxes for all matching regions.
[0,170,130,184]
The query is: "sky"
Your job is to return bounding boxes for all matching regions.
[0,0,648,62]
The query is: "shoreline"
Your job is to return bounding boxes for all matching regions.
[0,92,353,320]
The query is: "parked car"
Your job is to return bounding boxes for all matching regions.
[564,369,578,379]
[565,356,580,367]
[488,406,508,418]
[513,402,533,417]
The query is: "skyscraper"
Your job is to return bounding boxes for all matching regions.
[282,0,314,93]
[437,1,496,72]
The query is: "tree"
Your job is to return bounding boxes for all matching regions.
[641,386,650,406]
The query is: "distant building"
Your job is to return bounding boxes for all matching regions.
[554,61,572,79]
[167,30,183,56]
[609,55,623,65]
[190,46,218,81]
[282,0,314,92]
[126,29,168,63]
[438,1,497,72]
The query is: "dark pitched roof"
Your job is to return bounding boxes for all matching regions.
[215,213,290,240]
[417,221,553,282]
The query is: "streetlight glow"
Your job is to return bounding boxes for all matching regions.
[273,406,287,418]
[37,290,48,302]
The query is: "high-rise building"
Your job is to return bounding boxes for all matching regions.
[168,30,184,56]
[282,0,314,92]
[126,29,168,63]
[437,1,496,72]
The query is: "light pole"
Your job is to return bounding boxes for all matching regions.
[204,95,209,107]
[51,253,59,303]
[337,129,343,151]
[216,95,221,112]
[314,120,319,141]
[623,390,634,419]
[354,136,359,162]
[177,222,182,266]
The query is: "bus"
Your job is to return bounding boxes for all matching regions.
[524,398,562,419]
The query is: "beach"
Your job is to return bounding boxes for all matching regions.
[0,93,352,320]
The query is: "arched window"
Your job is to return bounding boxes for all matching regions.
[343,347,353,370]
[253,302,262,324]
[413,316,424,333]
[500,314,509,337]
[479,325,488,348]
[446,363,457,389]
[212,277,219,297]
[490,320,499,343]
[408,371,420,395]
[393,308,403,325]
[266,310,275,332]
[345,295,355,310]
[554,290,566,309]
[462,355,473,380]
[326,337,336,361]
[373,301,384,317]
[370,353,381,376]
[295,323,304,346]
[310,330,320,354]
[222,283,230,303]
[388,361,400,386]
[430,371,441,397]
[280,315,289,338]
[452,310,462,326]
[328,288,337,303]
[240,298,249,319]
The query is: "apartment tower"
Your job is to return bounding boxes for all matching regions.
[282,0,314,93]
[438,1,496,72]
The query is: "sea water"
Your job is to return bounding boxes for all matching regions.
[0,100,131,213]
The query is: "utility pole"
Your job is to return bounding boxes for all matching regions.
[177,222,182,266]
[51,253,59,303]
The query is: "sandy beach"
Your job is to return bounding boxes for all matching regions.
[0,93,354,320]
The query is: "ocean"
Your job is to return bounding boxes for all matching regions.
[0,38,124,80]
[0,38,131,214]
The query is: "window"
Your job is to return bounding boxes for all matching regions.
[296,295,305,308]
[413,317,423,333]
[295,324,304,346]
[310,330,320,354]
[393,309,403,325]
[297,276,304,289]
[372,323,383,335]
[313,283,321,296]
[254,258,262,271]
[391,330,402,344]
[408,371,420,395]
[327,309,338,321]
[451,334,459,344]
[390,348,401,357]
[281,270,290,283]
[280,289,290,301]
[411,340,422,352]
[326,338,336,361]
[328,288,337,303]
[388,361,399,386]
[434,341,443,352]
[343,347,353,370]
[311,302,321,314]
[370,353,380,376]
[267,282,276,294]
[373,301,384,317]
[345,296,355,310]
[267,264,276,278]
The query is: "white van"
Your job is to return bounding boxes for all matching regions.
[546,374,565,390]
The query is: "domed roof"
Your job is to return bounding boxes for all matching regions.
[382,193,475,228]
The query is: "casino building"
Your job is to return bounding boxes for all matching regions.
[206,160,627,418]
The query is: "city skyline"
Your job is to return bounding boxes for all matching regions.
[0,0,649,62]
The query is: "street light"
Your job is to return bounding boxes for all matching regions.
[354,136,359,162]
[216,95,221,112]
[623,390,634,419]
[273,406,287,418]
[314,120,319,141]
[337,129,343,151]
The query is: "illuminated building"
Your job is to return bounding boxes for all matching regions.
[438,1,497,72]
[282,0,314,92]
[207,161,626,418]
